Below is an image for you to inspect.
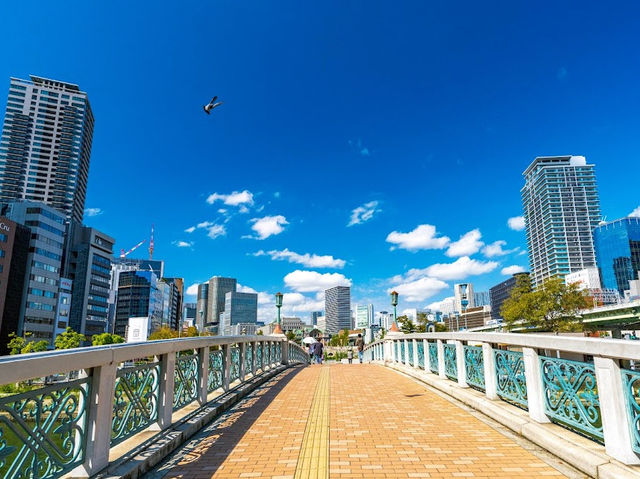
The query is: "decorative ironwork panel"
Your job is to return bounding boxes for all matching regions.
[256,344,263,371]
[270,343,277,366]
[540,357,602,442]
[112,362,159,445]
[208,350,224,392]
[229,347,240,382]
[494,350,527,409]
[244,345,253,375]
[173,353,199,411]
[394,342,399,362]
[416,342,425,369]
[0,377,90,479]
[400,342,405,363]
[443,344,457,380]
[428,342,438,373]
[464,346,485,391]
[276,342,281,362]
[407,342,413,366]
[622,369,640,454]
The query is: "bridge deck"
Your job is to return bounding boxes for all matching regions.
[147,364,567,478]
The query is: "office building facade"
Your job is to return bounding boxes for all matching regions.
[114,270,160,337]
[594,217,640,294]
[311,311,323,326]
[0,76,94,223]
[64,223,114,337]
[0,216,30,353]
[220,291,257,335]
[205,276,237,333]
[325,286,351,335]
[522,156,601,287]
[489,272,530,321]
[183,302,197,328]
[454,283,475,312]
[474,291,490,307]
[354,304,369,329]
[2,201,66,344]
[196,283,208,331]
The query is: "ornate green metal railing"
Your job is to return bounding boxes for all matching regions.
[256,344,263,371]
[229,347,240,382]
[0,377,90,479]
[406,341,413,366]
[417,341,425,369]
[540,357,603,442]
[443,344,457,380]
[400,341,406,363]
[276,342,282,362]
[622,369,640,454]
[111,362,159,445]
[494,350,527,409]
[208,350,224,392]
[244,344,253,375]
[270,343,276,367]
[463,345,485,391]
[173,353,199,411]
[428,342,438,373]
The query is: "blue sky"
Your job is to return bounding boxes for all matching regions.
[2,1,640,322]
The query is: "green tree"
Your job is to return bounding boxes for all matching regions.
[435,322,448,332]
[54,327,86,350]
[257,330,264,335]
[8,332,49,354]
[416,312,429,333]
[183,326,199,337]
[148,327,178,340]
[92,333,125,346]
[502,276,586,333]
[286,331,296,341]
[397,315,416,334]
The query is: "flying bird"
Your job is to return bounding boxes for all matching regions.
[203,96,223,114]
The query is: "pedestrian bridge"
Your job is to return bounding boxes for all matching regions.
[2,333,640,478]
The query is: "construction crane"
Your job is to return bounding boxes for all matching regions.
[149,224,154,260]
[120,239,146,258]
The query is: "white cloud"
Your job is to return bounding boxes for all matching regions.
[284,270,351,293]
[173,240,193,248]
[197,221,214,229]
[508,216,525,231]
[249,215,288,240]
[348,201,381,226]
[446,229,483,257]
[206,224,226,239]
[184,226,196,233]
[501,265,526,275]
[217,208,228,214]
[185,283,199,296]
[427,296,455,312]
[387,277,448,302]
[274,191,281,198]
[482,240,517,258]
[629,206,640,218]
[254,248,346,269]
[84,208,102,217]
[206,189,254,206]
[398,256,498,281]
[386,224,450,252]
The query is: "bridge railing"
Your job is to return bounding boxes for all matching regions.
[364,332,640,466]
[0,335,308,479]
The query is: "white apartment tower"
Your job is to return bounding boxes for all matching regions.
[522,156,601,288]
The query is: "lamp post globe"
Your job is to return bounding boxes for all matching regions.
[389,291,400,332]
[274,292,284,335]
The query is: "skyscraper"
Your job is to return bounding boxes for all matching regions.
[324,286,351,335]
[220,291,257,335]
[0,76,94,223]
[205,276,237,333]
[489,272,530,321]
[114,270,161,337]
[522,156,601,287]
[594,217,640,294]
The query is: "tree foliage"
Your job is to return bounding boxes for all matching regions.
[54,327,86,350]
[397,315,416,334]
[92,333,125,346]
[501,276,586,333]
[8,332,49,355]
[329,329,350,347]
[148,327,178,340]
[286,331,296,341]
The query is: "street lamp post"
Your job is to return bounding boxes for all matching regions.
[273,292,284,335]
[389,290,400,332]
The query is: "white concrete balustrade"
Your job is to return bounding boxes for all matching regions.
[365,332,640,467]
[0,335,308,479]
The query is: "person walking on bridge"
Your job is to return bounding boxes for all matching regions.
[355,334,365,363]
[314,340,324,364]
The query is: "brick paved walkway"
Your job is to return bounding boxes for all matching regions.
[148,364,567,479]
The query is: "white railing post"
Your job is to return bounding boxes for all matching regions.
[412,339,419,369]
[423,339,431,373]
[156,352,176,430]
[437,339,446,379]
[222,344,231,391]
[522,347,550,423]
[239,342,246,381]
[197,346,209,405]
[455,340,468,388]
[252,341,259,373]
[75,361,117,476]
[482,342,498,400]
[594,357,640,464]
[281,340,289,365]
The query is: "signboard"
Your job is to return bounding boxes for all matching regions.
[127,317,150,342]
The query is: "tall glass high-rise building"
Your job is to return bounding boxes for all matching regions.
[521,156,601,287]
[0,76,94,223]
[594,217,640,294]
[325,286,351,334]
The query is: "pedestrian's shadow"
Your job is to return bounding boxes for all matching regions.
[146,366,305,478]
